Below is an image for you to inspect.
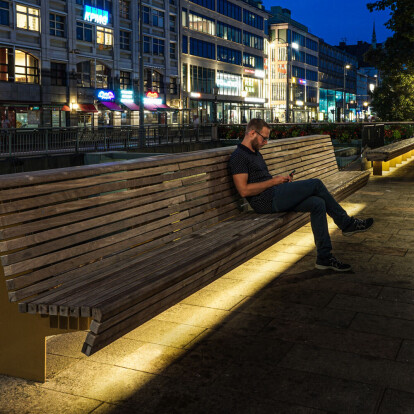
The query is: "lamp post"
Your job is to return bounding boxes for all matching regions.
[343,64,351,122]
[138,0,145,147]
[213,86,219,124]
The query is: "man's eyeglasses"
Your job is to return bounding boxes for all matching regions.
[255,130,269,142]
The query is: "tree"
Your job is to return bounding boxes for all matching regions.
[371,72,414,121]
[366,0,414,120]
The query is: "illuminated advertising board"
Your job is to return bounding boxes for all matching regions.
[84,6,109,26]
[143,91,162,105]
[97,90,115,101]
[120,90,134,103]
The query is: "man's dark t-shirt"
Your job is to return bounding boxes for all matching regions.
[228,144,273,213]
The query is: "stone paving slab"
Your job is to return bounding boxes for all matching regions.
[1,156,414,413]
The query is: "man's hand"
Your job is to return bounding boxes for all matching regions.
[232,174,291,198]
[272,175,291,185]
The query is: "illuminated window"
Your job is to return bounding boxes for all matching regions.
[16,4,39,31]
[15,50,39,83]
[0,48,9,81]
[96,63,111,88]
[120,71,131,89]
[97,26,113,46]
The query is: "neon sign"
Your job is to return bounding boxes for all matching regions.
[97,90,115,100]
[84,6,109,26]
[298,79,307,85]
[120,90,134,103]
[144,91,162,105]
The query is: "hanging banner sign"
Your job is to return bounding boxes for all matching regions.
[84,6,109,26]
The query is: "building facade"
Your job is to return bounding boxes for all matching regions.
[268,7,319,123]
[0,0,180,128]
[318,40,358,122]
[180,0,270,124]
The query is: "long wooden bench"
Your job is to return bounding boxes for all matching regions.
[0,135,370,382]
[366,137,414,175]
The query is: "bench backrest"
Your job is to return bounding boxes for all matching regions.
[0,135,336,306]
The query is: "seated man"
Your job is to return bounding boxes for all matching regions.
[228,118,373,272]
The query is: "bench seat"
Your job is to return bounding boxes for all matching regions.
[366,137,414,175]
[0,135,370,380]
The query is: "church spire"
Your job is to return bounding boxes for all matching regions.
[372,22,377,49]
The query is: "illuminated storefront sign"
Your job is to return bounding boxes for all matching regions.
[242,77,262,98]
[120,90,134,103]
[243,68,265,79]
[84,6,109,26]
[97,90,115,100]
[216,72,241,96]
[144,91,162,105]
[190,92,201,98]
[298,79,307,85]
[244,97,266,103]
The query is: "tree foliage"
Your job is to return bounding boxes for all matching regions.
[371,72,414,121]
[366,0,414,120]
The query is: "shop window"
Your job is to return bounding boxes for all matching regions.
[50,13,65,38]
[190,65,215,94]
[51,62,66,86]
[169,77,177,95]
[169,14,176,32]
[96,63,111,88]
[170,42,176,59]
[15,50,39,84]
[0,47,9,81]
[153,38,164,56]
[152,9,164,28]
[16,4,40,31]
[120,71,131,89]
[119,0,130,19]
[120,30,130,50]
[77,61,92,87]
[97,26,113,47]
[77,22,93,42]
[0,1,9,26]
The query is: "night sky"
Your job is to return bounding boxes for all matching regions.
[262,0,394,46]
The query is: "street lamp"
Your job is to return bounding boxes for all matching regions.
[213,86,219,124]
[343,64,351,122]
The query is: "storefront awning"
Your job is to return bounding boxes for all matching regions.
[62,105,71,111]
[100,102,123,111]
[78,104,98,112]
[144,104,158,111]
[122,102,140,111]
[156,104,173,110]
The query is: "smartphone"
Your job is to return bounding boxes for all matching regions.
[289,169,296,177]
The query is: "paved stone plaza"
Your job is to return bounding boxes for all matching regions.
[1,158,414,414]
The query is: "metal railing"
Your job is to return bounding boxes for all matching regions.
[0,124,214,157]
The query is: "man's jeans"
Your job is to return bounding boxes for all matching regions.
[271,178,353,260]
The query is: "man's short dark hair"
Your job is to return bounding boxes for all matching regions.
[245,119,270,135]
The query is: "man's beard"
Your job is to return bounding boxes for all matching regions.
[251,137,261,151]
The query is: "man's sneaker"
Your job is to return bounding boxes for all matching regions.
[342,217,374,236]
[315,255,352,272]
